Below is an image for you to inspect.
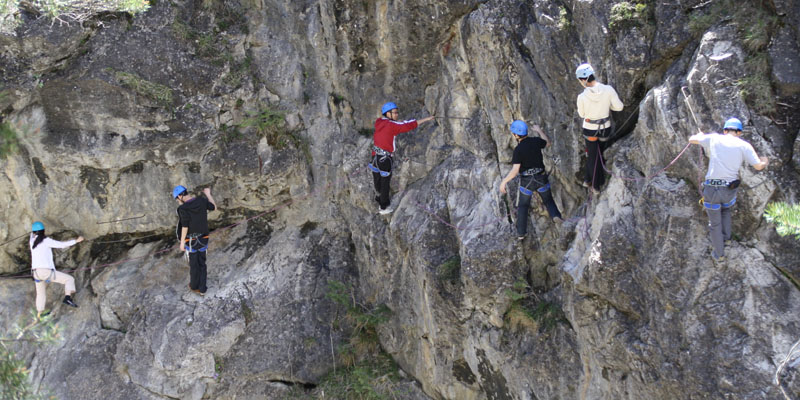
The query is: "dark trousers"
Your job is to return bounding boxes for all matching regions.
[703,185,737,258]
[517,175,562,236]
[584,128,611,190]
[188,238,208,292]
[371,155,393,209]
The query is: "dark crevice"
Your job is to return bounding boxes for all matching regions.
[268,379,316,389]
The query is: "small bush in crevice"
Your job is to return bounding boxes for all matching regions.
[557,6,571,30]
[436,255,461,283]
[609,1,649,31]
[504,279,567,333]
[113,70,173,108]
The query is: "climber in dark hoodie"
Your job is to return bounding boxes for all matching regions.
[173,185,218,295]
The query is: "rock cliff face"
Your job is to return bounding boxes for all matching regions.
[1,0,799,399]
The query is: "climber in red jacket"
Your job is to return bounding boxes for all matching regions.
[369,102,434,215]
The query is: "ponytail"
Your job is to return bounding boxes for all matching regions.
[32,230,46,249]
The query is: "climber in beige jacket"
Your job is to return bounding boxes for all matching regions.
[575,63,623,192]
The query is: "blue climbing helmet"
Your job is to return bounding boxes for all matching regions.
[381,102,397,115]
[172,185,187,199]
[31,221,44,232]
[575,63,594,79]
[723,118,743,131]
[510,120,528,137]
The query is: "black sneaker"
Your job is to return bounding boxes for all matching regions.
[63,296,78,308]
[37,310,51,319]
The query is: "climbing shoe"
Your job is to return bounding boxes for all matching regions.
[37,310,51,319]
[517,235,526,241]
[188,284,205,296]
[62,296,78,308]
[378,207,393,215]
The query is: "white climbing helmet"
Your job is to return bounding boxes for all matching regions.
[575,63,594,79]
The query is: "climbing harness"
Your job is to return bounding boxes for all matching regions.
[184,233,209,253]
[372,146,392,157]
[520,168,544,176]
[584,117,610,125]
[368,154,392,177]
[31,269,54,284]
[704,179,729,187]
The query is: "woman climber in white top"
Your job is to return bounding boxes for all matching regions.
[29,221,84,317]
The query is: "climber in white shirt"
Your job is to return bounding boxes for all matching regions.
[29,221,84,317]
[575,63,624,193]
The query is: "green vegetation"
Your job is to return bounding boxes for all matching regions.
[436,255,461,283]
[0,120,20,159]
[291,353,402,400]
[765,202,800,240]
[291,280,402,399]
[687,0,780,114]
[1,310,60,400]
[239,106,305,153]
[504,279,567,333]
[113,71,173,108]
[0,0,149,32]
[608,1,649,30]
[557,6,571,30]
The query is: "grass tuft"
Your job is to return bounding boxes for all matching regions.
[113,70,173,108]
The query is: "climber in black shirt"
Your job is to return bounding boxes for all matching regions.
[499,120,563,240]
[173,185,218,295]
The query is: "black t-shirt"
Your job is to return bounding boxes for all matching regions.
[511,137,547,171]
[177,196,215,235]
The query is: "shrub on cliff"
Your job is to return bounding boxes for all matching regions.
[0,0,149,34]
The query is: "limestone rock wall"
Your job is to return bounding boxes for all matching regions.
[1,0,799,399]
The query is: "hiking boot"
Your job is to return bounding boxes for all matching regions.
[62,296,78,308]
[189,284,205,296]
[553,216,564,224]
[711,251,726,264]
[581,181,590,188]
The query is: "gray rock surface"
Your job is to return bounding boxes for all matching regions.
[1,0,799,399]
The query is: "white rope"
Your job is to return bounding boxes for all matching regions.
[775,337,800,399]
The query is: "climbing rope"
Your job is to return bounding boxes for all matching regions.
[0,232,29,248]
[96,215,146,224]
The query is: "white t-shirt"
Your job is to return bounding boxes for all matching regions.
[693,133,760,181]
[577,83,624,129]
[30,234,77,270]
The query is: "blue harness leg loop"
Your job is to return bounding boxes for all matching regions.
[367,163,381,173]
[722,197,736,208]
[519,186,533,196]
[703,197,736,210]
[537,183,551,193]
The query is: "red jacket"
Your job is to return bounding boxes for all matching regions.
[372,117,418,154]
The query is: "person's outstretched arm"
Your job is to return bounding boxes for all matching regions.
[499,164,521,194]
